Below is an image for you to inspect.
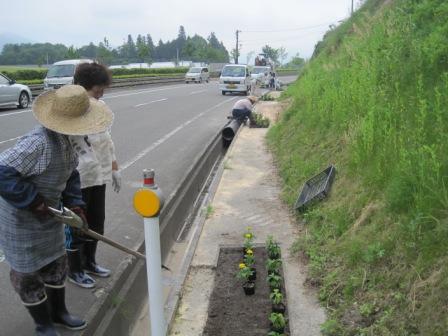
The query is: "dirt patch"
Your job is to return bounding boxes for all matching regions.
[203,247,289,335]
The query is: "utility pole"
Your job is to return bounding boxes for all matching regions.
[351,0,354,14]
[235,29,240,64]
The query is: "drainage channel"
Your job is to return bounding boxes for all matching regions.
[81,129,228,336]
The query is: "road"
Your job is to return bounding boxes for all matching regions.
[0,76,297,334]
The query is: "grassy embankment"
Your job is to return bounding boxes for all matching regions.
[267,0,448,334]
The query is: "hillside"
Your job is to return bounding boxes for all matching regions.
[268,0,448,334]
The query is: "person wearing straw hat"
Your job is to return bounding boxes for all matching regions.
[65,62,120,288]
[231,95,259,125]
[0,84,112,336]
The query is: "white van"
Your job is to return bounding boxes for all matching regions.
[185,67,209,83]
[219,64,251,95]
[251,66,271,87]
[43,59,93,91]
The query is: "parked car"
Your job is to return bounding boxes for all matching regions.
[219,64,251,95]
[43,59,93,90]
[0,73,32,109]
[185,67,210,83]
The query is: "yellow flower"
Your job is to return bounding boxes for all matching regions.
[239,263,246,269]
[244,233,253,239]
[246,249,253,255]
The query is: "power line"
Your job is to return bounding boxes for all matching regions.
[240,21,343,33]
[240,28,329,47]
[240,26,328,43]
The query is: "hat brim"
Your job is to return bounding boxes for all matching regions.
[33,90,113,136]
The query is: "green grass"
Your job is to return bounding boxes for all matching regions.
[267,0,448,334]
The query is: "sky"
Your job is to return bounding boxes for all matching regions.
[1,0,360,62]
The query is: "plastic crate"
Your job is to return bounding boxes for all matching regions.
[294,165,336,212]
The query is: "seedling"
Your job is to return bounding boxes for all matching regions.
[269,312,286,330]
[267,273,282,290]
[270,289,283,305]
[244,250,255,267]
[266,258,282,274]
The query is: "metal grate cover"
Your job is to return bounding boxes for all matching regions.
[294,165,336,212]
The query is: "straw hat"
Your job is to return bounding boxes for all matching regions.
[248,95,259,103]
[33,85,113,135]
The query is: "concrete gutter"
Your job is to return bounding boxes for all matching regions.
[79,128,227,336]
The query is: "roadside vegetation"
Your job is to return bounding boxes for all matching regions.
[0,67,189,85]
[267,0,448,334]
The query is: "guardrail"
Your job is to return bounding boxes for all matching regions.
[29,75,185,96]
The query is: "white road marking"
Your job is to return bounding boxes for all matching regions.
[0,136,21,145]
[134,98,168,108]
[189,90,206,95]
[0,109,32,118]
[121,97,237,171]
[103,85,186,99]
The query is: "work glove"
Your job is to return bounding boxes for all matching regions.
[68,206,91,241]
[112,170,122,193]
[29,194,53,221]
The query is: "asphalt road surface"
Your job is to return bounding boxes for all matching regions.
[0,76,297,334]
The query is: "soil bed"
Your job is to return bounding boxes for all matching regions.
[203,247,289,335]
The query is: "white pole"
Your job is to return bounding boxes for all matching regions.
[144,216,166,336]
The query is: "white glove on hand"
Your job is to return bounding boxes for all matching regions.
[112,170,122,193]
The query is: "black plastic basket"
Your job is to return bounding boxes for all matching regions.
[294,165,336,212]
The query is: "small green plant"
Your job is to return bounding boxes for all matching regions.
[266,235,281,258]
[267,273,282,289]
[205,205,214,219]
[270,289,283,305]
[252,113,270,128]
[243,249,254,267]
[236,263,253,281]
[359,303,375,317]
[320,319,341,336]
[266,258,282,273]
[269,312,286,330]
[267,332,285,336]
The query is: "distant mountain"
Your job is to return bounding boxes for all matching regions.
[0,32,34,51]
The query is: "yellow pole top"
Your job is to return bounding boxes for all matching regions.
[133,188,161,218]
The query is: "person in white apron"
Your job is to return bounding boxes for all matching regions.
[0,85,113,336]
[65,62,121,288]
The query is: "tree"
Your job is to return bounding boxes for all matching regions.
[136,34,150,63]
[97,38,113,65]
[66,46,80,59]
[146,34,155,59]
[262,45,279,65]
[277,47,288,65]
[284,52,305,69]
[177,25,187,57]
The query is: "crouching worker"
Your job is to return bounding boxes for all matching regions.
[231,95,258,124]
[0,85,113,336]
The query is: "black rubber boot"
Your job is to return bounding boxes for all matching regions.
[25,300,60,336]
[46,286,87,331]
[84,241,111,278]
[67,249,95,288]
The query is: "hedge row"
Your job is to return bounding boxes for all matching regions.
[3,69,48,81]
[2,67,189,81]
[109,67,189,76]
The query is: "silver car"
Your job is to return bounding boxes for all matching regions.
[0,73,32,109]
[185,67,210,83]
